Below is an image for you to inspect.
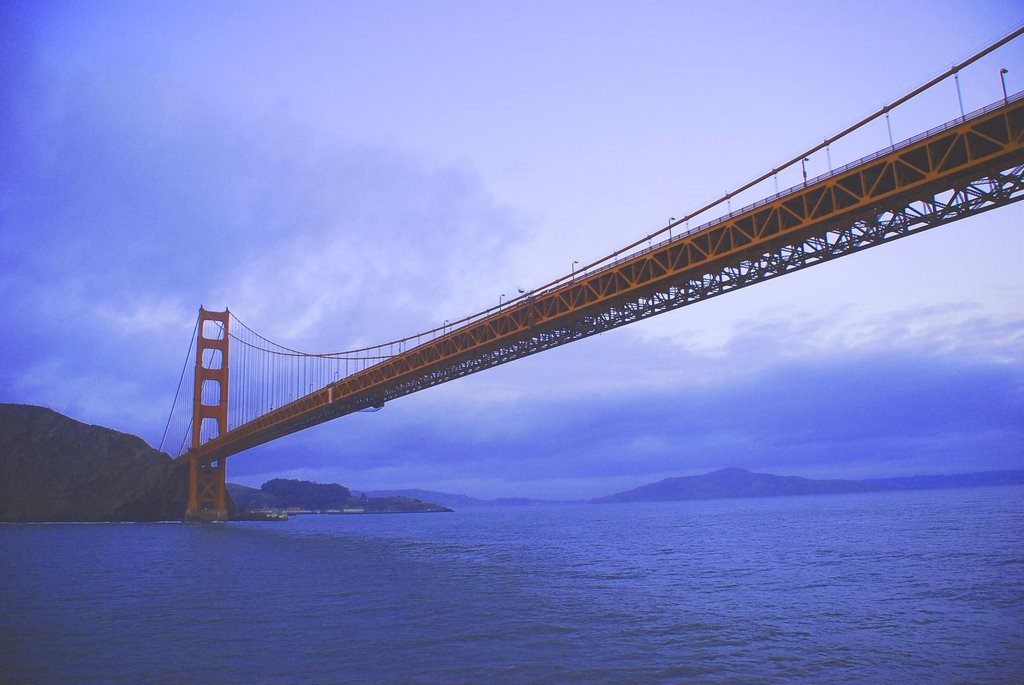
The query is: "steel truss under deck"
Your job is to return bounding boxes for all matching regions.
[184,95,1024,466]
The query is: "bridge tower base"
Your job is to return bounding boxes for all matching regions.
[185,456,229,522]
[186,307,230,522]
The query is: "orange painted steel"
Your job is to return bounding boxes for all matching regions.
[182,95,1024,467]
[187,307,230,519]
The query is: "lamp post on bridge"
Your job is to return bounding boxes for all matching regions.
[571,260,579,282]
[801,157,810,187]
[1001,68,1010,104]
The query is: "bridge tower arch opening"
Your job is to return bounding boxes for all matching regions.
[186,307,230,522]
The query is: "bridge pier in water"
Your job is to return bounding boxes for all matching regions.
[186,307,230,522]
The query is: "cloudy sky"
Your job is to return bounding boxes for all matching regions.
[3,1,1023,499]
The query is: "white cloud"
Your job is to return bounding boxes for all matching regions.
[95,297,196,337]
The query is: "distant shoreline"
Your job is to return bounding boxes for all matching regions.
[354,468,1024,509]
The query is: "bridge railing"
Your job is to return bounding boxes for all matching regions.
[578,91,1024,278]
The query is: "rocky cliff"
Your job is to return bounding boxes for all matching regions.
[0,404,211,522]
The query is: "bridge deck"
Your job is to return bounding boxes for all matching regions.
[183,95,1024,465]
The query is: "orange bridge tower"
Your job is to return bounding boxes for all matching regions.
[186,307,230,522]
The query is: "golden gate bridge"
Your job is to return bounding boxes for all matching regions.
[160,29,1024,520]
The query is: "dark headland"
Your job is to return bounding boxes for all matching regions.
[0,404,449,522]
[0,403,194,522]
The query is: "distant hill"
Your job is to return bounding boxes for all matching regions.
[863,471,1024,490]
[0,403,210,521]
[362,488,563,508]
[228,480,451,513]
[593,467,1024,503]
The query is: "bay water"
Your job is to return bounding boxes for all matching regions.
[2,486,1022,683]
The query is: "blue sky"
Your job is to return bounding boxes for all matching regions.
[2,1,1023,499]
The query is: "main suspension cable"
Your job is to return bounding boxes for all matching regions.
[158,314,199,453]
